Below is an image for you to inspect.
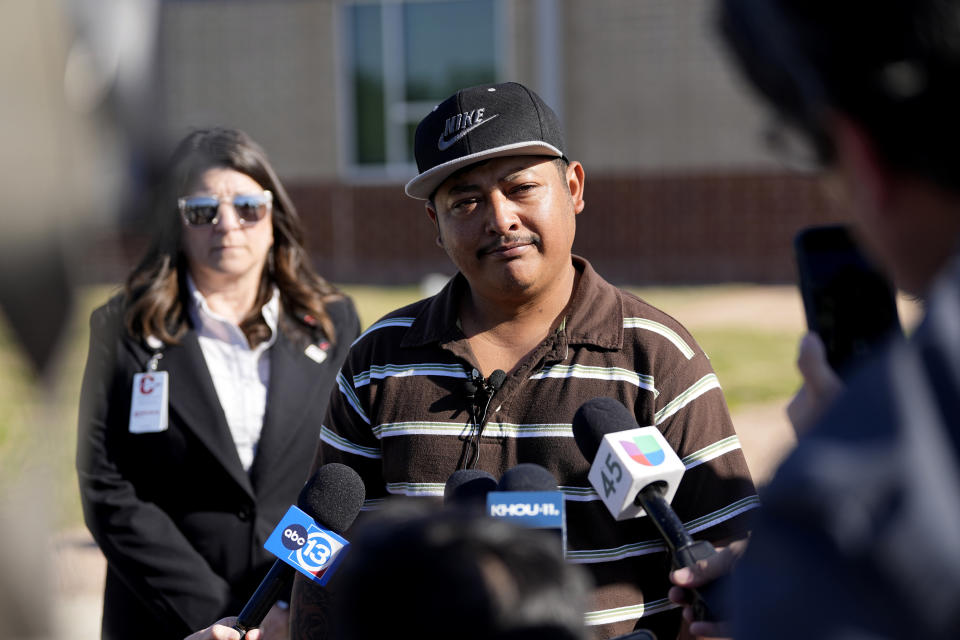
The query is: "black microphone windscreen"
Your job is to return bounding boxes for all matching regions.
[488,369,507,391]
[444,469,497,505]
[572,397,639,461]
[297,463,366,533]
[497,463,557,492]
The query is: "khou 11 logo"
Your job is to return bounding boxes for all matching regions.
[263,505,349,585]
[587,426,685,521]
[487,491,565,528]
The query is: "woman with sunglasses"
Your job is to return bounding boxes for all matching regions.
[77,127,360,640]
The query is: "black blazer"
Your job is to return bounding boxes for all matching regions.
[77,294,359,639]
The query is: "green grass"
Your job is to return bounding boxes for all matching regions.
[0,285,122,530]
[0,283,800,532]
[694,328,801,411]
[339,284,426,329]
[0,317,42,482]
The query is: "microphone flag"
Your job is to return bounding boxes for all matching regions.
[263,504,350,586]
[588,426,685,521]
[486,490,566,555]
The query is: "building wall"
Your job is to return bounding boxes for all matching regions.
[89,171,847,286]
[159,0,339,180]
[156,0,775,178]
[560,0,776,172]
[279,172,849,285]
[89,0,847,287]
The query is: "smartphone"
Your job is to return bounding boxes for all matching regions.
[794,225,901,377]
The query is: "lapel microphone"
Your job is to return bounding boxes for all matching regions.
[463,368,507,469]
[473,368,506,396]
[465,369,507,407]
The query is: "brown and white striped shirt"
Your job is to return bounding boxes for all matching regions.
[317,256,759,639]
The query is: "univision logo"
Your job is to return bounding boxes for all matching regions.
[620,435,665,466]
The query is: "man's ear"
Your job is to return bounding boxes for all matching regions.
[566,161,586,214]
[830,113,894,215]
[425,202,443,248]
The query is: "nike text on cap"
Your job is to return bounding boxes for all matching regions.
[404,82,566,200]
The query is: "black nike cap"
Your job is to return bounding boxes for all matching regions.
[404,82,566,200]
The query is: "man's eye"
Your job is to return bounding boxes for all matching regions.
[452,198,479,211]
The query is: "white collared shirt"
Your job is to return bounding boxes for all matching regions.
[187,277,280,471]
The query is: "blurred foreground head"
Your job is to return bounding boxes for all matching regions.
[719,0,960,294]
[332,501,591,640]
[0,0,160,376]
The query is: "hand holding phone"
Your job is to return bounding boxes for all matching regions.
[793,225,902,378]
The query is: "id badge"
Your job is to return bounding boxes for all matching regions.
[129,371,169,433]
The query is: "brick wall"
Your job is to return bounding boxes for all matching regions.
[574,171,849,284]
[87,171,849,286]
[286,171,849,285]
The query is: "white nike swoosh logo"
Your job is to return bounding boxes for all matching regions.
[437,114,499,151]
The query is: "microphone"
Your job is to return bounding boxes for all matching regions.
[487,463,566,554]
[486,368,507,394]
[233,463,365,636]
[572,398,685,522]
[464,368,507,469]
[497,463,558,492]
[444,469,497,510]
[572,397,723,622]
[467,368,506,405]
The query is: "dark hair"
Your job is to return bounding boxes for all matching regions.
[123,127,343,347]
[719,0,960,192]
[332,501,591,640]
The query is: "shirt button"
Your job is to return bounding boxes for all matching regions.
[237,505,253,521]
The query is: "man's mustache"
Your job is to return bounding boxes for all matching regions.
[478,234,541,257]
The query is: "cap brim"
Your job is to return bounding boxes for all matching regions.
[404,141,564,200]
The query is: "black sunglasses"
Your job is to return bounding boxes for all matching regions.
[178,190,273,226]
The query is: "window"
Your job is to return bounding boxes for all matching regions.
[340,0,502,178]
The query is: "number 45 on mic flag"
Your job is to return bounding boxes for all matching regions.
[263,504,350,585]
[588,426,685,521]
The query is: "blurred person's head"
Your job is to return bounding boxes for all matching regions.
[719,0,960,295]
[124,127,341,346]
[331,501,591,640]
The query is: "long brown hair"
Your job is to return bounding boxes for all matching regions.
[124,127,343,347]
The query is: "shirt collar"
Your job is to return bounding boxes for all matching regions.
[186,274,281,349]
[401,255,623,351]
[562,256,624,350]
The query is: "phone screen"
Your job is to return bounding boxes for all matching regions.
[794,225,901,376]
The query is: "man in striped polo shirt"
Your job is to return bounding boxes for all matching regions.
[291,82,758,640]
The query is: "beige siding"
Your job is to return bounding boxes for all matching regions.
[155,0,776,179]
[159,0,339,179]
[505,0,550,95]
[560,0,776,171]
